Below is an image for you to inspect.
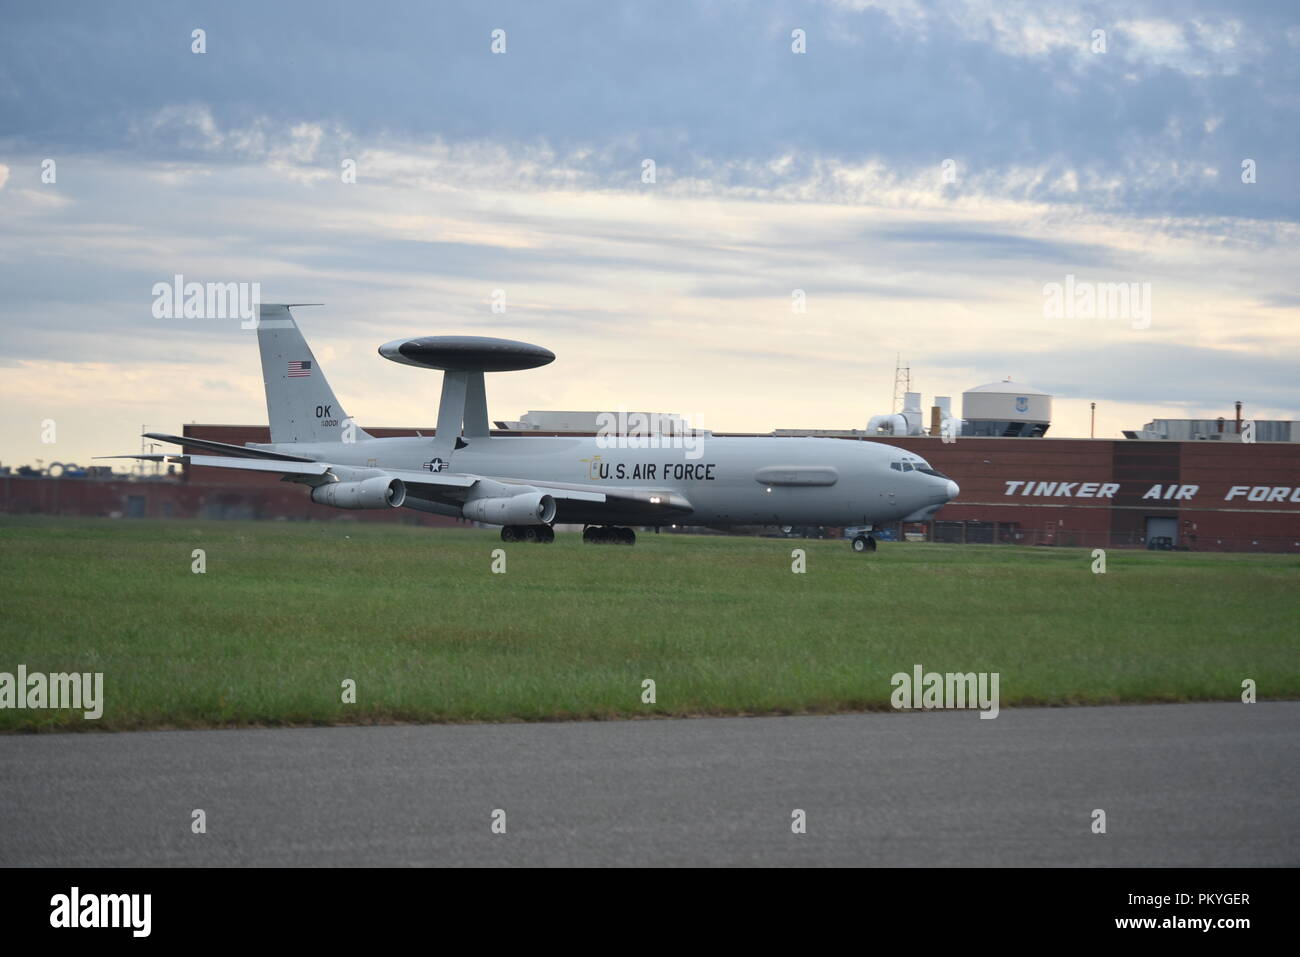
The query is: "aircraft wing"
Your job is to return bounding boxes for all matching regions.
[142,432,317,462]
[379,469,694,519]
[97,453,331,476]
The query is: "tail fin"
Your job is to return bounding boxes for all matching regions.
[256,305,371,444]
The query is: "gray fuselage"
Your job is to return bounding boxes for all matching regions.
[256,433,959,527]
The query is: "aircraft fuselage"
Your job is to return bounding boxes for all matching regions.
[255,433,958,527]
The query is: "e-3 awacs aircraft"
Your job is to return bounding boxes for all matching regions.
[107,305,958,550]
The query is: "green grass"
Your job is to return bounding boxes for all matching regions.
[1,516,1297,731]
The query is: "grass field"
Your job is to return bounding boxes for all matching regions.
[1,516,1297,731]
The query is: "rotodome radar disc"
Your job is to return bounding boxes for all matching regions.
[378,336,555,372]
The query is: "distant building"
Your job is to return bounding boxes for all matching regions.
[960,379,1052,438]
[9,412,1300,553]
[1125,418,1295,442]
[858,379,1051,440]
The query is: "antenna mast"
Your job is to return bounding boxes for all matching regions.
[892,355,911,414]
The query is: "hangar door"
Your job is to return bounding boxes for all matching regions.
[1145,516,1178,546]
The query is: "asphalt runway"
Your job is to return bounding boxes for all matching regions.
[1,702,1296,866]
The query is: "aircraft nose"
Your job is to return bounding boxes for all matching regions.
[945,479,960,501]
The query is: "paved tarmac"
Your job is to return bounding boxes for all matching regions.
[2,702,1296,866]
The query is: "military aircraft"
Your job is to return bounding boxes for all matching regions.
[108,305,958,550]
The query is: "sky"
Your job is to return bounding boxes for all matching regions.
[2,0,1298,468]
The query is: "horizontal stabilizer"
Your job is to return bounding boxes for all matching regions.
[143,432,316,462]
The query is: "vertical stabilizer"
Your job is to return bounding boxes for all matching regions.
[256,305,370,444]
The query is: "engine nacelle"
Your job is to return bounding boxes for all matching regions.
[310,476,406,509]
[462,492,556,526]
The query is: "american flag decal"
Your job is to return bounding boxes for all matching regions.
[287,360,312,377]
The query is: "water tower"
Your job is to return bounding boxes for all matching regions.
[961,378,1052,437]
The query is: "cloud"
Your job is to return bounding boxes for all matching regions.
[0,0,1297,464]
[2,1,1297,219]
[928,341,1300,412]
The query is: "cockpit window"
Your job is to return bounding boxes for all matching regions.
[893,455,948,479]
[894,457,942,475]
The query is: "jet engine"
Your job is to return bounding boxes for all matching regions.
[462,491,556,526]
[310,476,406,509]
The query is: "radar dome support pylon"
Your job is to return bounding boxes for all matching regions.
[377,335,556,458]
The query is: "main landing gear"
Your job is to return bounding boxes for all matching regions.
[851,534,877,553]
[583,525,636,546]
[501,525,554,544]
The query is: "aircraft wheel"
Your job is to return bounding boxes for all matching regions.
[501,526,518,543]
[851,534,876,553]
[620,527,636,546]
[541,525,555,543]
[522,526,540,544]
[583,526,596,544]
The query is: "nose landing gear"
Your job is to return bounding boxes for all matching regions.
[851,534,876,553]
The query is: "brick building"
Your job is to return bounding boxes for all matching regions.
[6,424,1297,552]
